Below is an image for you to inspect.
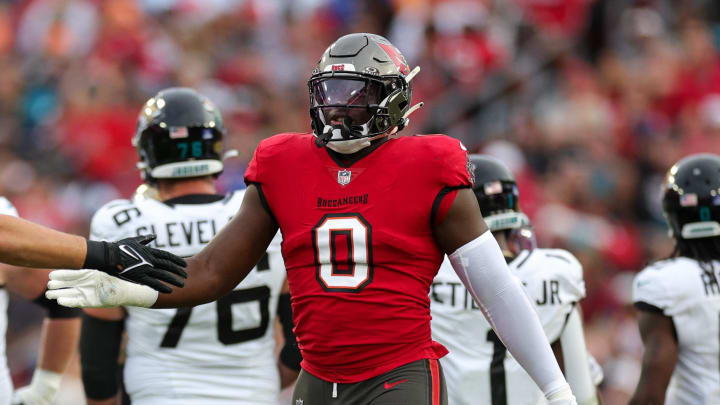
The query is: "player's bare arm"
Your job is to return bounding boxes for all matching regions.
[629,310,678,405]
[434,188,576,403]
[2,265,81,405]
[0,214,87,269]
[0,213,186,293]
[48,185,276,308]
[153,184,278,308]
[433,188,488,253]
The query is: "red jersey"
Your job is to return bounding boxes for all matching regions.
[244,133,473,382]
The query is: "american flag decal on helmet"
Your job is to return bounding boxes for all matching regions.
[169,126,189,139]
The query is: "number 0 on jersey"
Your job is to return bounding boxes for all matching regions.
[312,213,374,292]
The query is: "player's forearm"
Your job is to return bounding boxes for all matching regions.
[37,317,81,373]
[0,214,86,269]
[12,318,81,405]
[154,188,277,308]
[278,362,300,388]
[629,360,671,404]
[449,232,570,396]
[630,312,676,405]
[629,387,666,405]
[152,253,231,308]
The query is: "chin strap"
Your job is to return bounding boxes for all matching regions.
[315,129,333,147]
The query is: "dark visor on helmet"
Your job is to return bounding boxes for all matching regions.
[311,78,386,125]
[139,125,223,166]
[312,78,383,106]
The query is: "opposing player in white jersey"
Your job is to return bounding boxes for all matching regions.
[431,155,601,405]
[79,88,299,405]
[631,153,720,404]
[0,197,82,405]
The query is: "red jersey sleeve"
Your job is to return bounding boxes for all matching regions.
[439,137,474,188]
[429,136,474,225]
[244,141,264,186]
[244,133,302,186]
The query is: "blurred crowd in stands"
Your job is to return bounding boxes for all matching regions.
[3,0,720,403]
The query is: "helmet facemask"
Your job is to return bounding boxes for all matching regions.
[309,71,411,153]
[308,33,425,154]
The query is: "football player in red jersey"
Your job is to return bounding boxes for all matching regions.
[47,33,577,405]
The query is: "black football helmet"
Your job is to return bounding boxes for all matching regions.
[133,87,225,183]
[308,33,423,148]
[471,154,531,233]
[663,153,720,239]
[471,155,535,254]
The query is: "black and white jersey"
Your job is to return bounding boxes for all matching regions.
[431,249,587,405]
[634,257,720,404]
[89,190,285,405]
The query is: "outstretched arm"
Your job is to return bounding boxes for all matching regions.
[0,214,186,293]
[47,185,278,309]
[434,188,575,404]
[153,184,278,308]
[0,214,87,269]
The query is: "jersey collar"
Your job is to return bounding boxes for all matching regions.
[163,194,225,206]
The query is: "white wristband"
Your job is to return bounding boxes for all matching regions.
[30,369,62,398]
[546,382,577,404]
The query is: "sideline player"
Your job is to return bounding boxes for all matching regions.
[79,88,299,405]
[631,153,720,404]
[0,204,185,292]
[431,155,601,405]
[47,33,577,404]
[0,197,81,405]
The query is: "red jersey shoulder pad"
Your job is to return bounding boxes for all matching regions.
[257,132,313,153]
[395,134,468,156]
[395,134,473,186]
[245,133,313,186]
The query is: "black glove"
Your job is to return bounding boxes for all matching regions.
[83,235,187,293]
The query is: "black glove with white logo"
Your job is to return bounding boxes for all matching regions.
[83,235,187,293]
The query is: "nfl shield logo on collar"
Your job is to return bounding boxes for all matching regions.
[337,169,352,186]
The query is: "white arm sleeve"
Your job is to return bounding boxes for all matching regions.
[448,231,572,398]
[560,307,599,405]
